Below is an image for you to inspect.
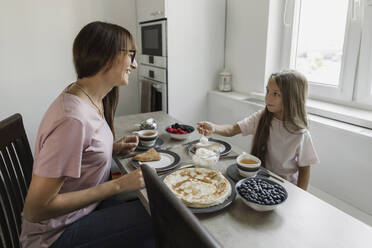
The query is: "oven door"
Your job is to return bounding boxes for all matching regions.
[140,20,167,57]
[151,81,166,112]
[140,79,168,113]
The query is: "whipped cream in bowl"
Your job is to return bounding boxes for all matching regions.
[192,148,220,169]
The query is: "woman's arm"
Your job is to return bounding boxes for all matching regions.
[23,168,144,223]
[197,122,241,137]
[297,166,310,190]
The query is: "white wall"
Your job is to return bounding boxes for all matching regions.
[225,0,270,94]
[167,0,226,124]
[207,91,372,216]
[0,0,138,151]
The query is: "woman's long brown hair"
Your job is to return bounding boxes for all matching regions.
[251,70,309,166]
[72,21,136,137]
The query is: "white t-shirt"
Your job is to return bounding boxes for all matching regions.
[237,110,319,184]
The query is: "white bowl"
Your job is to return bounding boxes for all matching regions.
[236,153,261,178]
[192,148,220,169]
[235,177,287,211]
[165,124,195,140]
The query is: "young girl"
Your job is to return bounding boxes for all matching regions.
[197,70,319,190]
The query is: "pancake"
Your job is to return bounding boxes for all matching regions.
[164,168,231,208]
[133,148,161,162]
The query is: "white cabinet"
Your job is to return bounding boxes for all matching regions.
[137,0,167,23]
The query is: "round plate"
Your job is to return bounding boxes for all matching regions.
[187,138,232,156]
[226,163,272,182]
[136,138,164,151]
[190,176,236,214]
[131,149,180,172]
[161,169,236,214]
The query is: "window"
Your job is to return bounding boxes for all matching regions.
[294,0,348,87]
[282,0,372,108]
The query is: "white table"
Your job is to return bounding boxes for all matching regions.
[114,111,372,248]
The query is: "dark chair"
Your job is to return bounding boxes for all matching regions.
[0,114,33,248]
[141,164,223,248]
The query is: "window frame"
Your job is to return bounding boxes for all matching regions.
[281,0,372,109]
[354,1,372,106]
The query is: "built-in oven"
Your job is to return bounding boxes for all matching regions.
[139,19,167,113]
[139,65,167,113]
[140,19,167,68]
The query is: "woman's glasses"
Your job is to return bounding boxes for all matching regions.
[120,49,136,63]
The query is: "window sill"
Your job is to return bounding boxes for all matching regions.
[211,90,372,130]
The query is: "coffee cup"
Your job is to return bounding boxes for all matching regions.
[236,153,261,177]
[137,130,158,147]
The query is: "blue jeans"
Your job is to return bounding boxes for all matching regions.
[50,197,155,248]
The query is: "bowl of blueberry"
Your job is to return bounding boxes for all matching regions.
[165,123,195,140]
[235,177,288,211]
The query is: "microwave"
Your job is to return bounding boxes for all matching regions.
[140,19,167,67]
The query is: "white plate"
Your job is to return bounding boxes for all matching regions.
[131,150,180,172]
[142,153,175,169]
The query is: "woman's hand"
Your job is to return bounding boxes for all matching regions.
[113,135,139,155]
[197,121,215,136]
[115,168,145,192]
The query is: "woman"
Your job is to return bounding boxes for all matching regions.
[20,21,155,248]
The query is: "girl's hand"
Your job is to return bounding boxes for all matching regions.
[113,135,139,155]
[197,121,215,136]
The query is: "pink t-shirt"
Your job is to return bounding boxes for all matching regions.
[20,93,113,248]
[237,110,319,183]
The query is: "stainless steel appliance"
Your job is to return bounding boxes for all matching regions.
[139,19,168,113]
[140,19,167,67]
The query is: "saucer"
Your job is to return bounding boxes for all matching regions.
[226,163,272,182]
[226,163,245,182]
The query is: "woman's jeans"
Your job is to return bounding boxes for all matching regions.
[50,196,155,248]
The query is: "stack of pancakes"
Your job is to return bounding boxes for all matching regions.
[164,168,231,208]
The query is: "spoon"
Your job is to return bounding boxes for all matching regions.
[197,125,211,146]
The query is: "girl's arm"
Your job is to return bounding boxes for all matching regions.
[23,168,144,223]
[197,122,241,137]
[297,166,310,190]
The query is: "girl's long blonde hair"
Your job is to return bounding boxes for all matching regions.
[251,70,309,166]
